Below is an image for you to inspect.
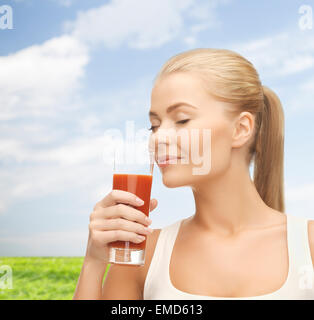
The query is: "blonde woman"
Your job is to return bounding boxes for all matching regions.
[73,48,314,300]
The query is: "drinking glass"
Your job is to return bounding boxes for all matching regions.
[108,143,155,266]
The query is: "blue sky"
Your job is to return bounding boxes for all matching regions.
[0,0,314,256]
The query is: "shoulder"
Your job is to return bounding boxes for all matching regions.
[137,219,185,295]
[307,220,314,268]
[137,228,162,297]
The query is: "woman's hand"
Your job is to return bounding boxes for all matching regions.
[85,189,158,263]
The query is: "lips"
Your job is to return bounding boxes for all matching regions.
[157,155,181,164]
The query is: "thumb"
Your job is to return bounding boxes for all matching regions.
[149,198,158,212]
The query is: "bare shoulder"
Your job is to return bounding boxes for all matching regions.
[307,220,314,268]
[101,228,162,300]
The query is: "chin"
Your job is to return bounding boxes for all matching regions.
[161,168,190,188]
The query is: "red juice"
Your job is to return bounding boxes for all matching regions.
[110,173,153,251]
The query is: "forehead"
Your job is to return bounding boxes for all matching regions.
[151,72,209,106]
[149,72,237,120]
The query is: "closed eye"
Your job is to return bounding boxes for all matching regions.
[176,119,190,124]
[148,119,190,132]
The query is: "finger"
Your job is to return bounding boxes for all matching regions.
[92,203,151,226]
[95,229,146,244]
[94,189,144,210]
[149,198,158,212]
[90,218,153,235]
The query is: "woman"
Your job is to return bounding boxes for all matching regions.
[73,48,314,300]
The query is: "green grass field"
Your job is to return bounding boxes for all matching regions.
[0,257,110,300]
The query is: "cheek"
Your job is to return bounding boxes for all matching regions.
[158,123,233,187]
[186,123,232,178]
[208,124,232,155]
[205,124,232,174]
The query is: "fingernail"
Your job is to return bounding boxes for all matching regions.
[136,197,144,205]
[145,217,152,224]
[137,235,146,241]
[145,227,154,233]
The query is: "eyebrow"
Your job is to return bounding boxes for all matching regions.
[149,102,197,117]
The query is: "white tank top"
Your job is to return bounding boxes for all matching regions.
[144,213,314,300]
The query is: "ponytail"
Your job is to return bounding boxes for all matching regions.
[253,85,285,212]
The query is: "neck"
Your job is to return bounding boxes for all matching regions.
[190,157,276,237]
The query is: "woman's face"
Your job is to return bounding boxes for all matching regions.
[149,72,239,188]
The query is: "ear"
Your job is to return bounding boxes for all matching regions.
[231,111,255,148]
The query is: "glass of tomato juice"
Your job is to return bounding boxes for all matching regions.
[108,145,155,266]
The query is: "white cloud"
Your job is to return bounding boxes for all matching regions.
[183,36,197,47]
[63,0,228,49]
[0,34,89,120]
[0,126,151,214]
[0,135,105,165]
[228,31,314,114]
[0,123,65,145]
[77,114,102,135]
[280,55,314,75]
[0,133,113,214]
[231,31,314,77]
[300,77,314,92]
[188,0,230,28]
[56,0,75,7]
[0,161,113,215]
[285,82,314,114]
[0,64,154,216]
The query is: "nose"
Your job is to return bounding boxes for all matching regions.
[148,127,179,161]
[148,133,170,157]
[149,125,177,146]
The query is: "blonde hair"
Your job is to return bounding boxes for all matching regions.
[153,48,285,212]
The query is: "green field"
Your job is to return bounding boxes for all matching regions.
[0,257,110,300]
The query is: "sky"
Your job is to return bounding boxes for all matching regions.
[0,0,314,256]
